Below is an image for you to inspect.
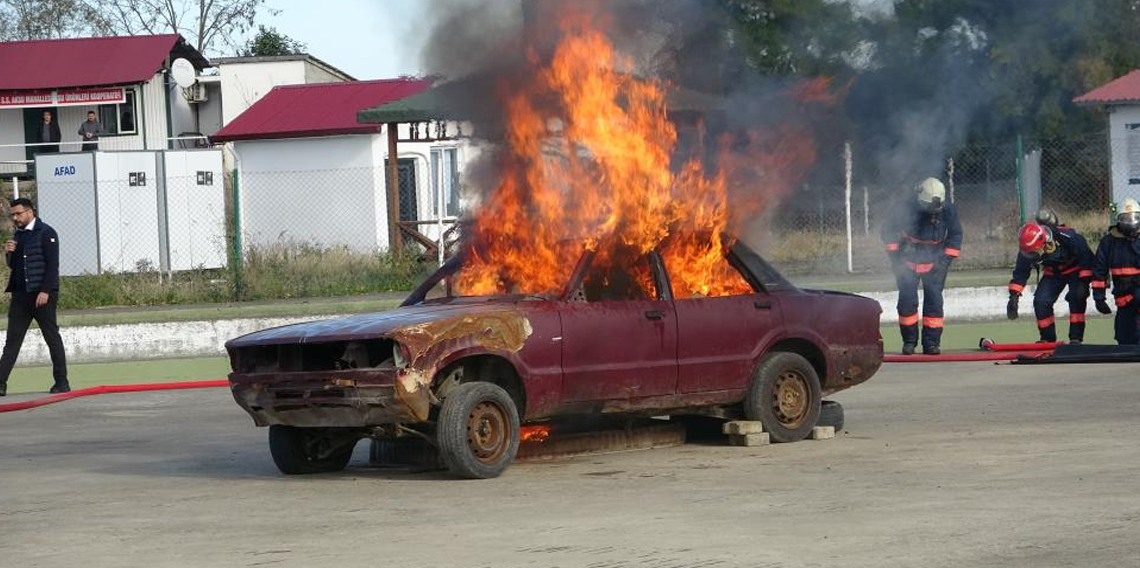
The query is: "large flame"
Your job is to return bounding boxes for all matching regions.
[455,6,823,298]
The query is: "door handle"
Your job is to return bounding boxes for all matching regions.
[754,299,772,310]
[644,310,664,320]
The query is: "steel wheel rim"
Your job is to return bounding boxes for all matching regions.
[466,400,509,463]
[772,370,809,428]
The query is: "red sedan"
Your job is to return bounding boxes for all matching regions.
[226,239,882,478]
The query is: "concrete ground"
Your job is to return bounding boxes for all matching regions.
[1,362,1138,568]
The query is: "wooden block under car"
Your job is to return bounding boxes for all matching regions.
[810,426,835,440]
[728,432,770,446]
[722,420,764,435]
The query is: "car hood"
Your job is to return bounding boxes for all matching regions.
[226,302,530,348]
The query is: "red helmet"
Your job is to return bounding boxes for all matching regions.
[1018,223,1052,258]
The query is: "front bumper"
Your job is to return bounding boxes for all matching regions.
[229,369,420,427]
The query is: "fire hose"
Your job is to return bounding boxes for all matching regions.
[0,380,228,413]
[883,350,1052,363]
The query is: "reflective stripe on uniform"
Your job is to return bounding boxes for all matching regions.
[1110,267,1140,276]
[898,313,919,326]
[906,262,935,273]
[1070,313,1086,323]
[885,243,900,252]
[922,317,944,328]
[1092,280,1107,289]
[1079,270,1093,278]
[1009,282,1025,294]
[1036,316,1055,329]
[944,247,960,257]
[1117,295,1134,308]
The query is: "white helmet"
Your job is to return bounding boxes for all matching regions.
[1118,197,1140,236]
[916,177,946,213]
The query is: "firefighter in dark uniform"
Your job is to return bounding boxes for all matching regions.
[1091,197,1140,345]
[882,177,963,355]
[1006,208,1094,343]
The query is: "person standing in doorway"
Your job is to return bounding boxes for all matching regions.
[0,198,68,396]
[39,110,61,154]
[78,110,101,151]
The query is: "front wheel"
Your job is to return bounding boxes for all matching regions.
[744,352,822,442]
[437,382,520,479]
[268,425,356,475]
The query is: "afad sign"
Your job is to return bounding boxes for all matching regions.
[0,87,125,109]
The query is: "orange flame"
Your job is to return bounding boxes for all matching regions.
[456,5,828,297]
[520,424,551,443]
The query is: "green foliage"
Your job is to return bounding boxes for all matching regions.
[241,25,307,57]
[42,243,427,311]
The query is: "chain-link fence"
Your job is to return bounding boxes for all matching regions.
[759,133,1116,277]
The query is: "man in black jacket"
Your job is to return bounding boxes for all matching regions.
[38,110,61,154]
[0,198,68,395]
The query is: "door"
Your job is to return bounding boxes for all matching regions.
[665,253,784,393]
[396,158,418,222]
[24,107,58,164]
[558,253,678,402]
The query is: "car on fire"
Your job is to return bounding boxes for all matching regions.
[225,238,883,478]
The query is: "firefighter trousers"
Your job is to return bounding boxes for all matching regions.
[1033,275,1088,342]
[894,264,947,349]
[1113,293,1140,345]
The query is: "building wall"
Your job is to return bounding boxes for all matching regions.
[0,109,25,174]
[219,60,307,125]
[234,135,383,251]
[1109,105,1140,205]
[304,62,351,85]
[196,82,224,138]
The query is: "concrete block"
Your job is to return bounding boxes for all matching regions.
[722,420,764,435]
[728,432,770,447]
[810,426,835,440]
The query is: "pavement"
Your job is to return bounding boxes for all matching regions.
[2,361,1137,568]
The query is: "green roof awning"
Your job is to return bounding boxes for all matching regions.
[357,76,725,125]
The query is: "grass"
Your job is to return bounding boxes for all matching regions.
[880,315,1118,353]
[3,355,230,395]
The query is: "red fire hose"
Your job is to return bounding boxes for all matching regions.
[883,350,1052,363]
[978,338,1063,352]
[0,379,228,413]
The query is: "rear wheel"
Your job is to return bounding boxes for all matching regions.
[744,352,822,442]
[437,382,520,479]
[268,425,356,475]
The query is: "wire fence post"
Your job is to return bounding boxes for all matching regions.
[946,157,955,203]
[11,176,18,200]
[231,167,244,301]
[844,141,853,273]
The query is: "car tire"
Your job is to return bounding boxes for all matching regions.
[437,382,520,479]
[744,352,822,443]
[818,400,844,432]
[268,425,356,475]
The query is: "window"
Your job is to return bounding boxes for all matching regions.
[430,147,460,216]
[97,90,137,136]
[581,255,659,302]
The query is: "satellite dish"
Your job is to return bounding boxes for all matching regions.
[171,58,196,88]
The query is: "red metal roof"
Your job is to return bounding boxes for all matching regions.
[0,34,202,91]
[1074,70,1140,105]
[211,78,434,143]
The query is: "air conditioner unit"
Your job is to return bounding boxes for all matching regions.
[184,83,208,103]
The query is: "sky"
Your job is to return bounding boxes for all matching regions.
[261,0,430,80]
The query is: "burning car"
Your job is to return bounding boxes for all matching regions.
[226,238,882,478]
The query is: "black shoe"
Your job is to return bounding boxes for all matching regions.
[0,383,6,396]
[49,381,70,394]
[1069,339,1082,345]
[902,343,916,355]
[923,345,941,355]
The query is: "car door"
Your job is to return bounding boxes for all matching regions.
[558,252,678,402]
[664,252,784,393]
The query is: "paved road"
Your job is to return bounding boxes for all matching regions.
[2,362,1138,568]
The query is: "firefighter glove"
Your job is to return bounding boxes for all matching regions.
[1096,298,1113,315]
[1006,293,1019,320]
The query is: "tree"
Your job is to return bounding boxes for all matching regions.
[240,25,306,57]
[86,0,276,56]
[0,0,99,40]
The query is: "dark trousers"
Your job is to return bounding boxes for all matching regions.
[1033,275,1088,342]
[81,142,97,152]
[1113,294,1140,345]
[895,265,948,348]
[0,291,67,385]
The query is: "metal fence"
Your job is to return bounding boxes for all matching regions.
[759,134,1117,277]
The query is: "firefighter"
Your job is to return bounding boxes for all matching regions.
[1006,210,1094,343]
[1091,198,1140,345]
[882,177,963,355]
